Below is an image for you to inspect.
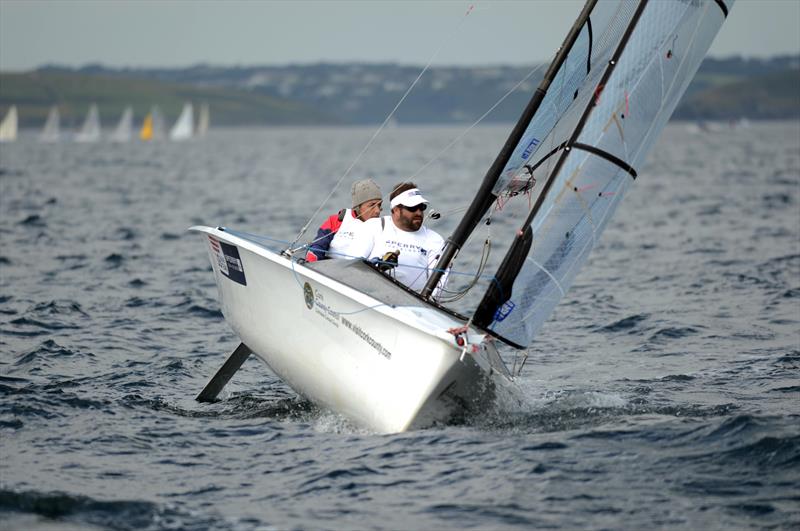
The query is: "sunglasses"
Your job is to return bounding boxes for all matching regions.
[401,204,427,213]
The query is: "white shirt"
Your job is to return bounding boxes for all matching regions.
[356,215,449,296]
[328,209,366,259]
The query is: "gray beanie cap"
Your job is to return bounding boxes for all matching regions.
[351,178,382,208]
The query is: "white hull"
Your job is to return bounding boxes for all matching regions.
[191,226,512,433]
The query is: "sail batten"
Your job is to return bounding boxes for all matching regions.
[458,0,732,348]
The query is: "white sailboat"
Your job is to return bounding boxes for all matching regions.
[74,103,101,143]
[40,106,60,142]
[196,103,210,136]
[109,106,134,142]
[169,102,194,141]
[192,0,733,433]
[0,105,17,142]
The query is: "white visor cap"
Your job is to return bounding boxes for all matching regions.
[390,188,429,209]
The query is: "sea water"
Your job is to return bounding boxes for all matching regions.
[0,122,798,530]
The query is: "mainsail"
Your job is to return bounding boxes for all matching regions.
[40,106,60,142]
[0,105,17,142]
[75,103,102,142]
[425,0,732,348]
[169,102,194,141]
[110,106,134,142]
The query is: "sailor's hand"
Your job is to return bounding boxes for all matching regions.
[377,250,399,272]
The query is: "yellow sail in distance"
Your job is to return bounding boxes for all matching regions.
[139,113,153,141]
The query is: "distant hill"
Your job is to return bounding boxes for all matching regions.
[0,71,337,128]
[1,56,797,127]
[675,69,800,120]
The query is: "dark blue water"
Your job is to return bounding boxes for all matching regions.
[1,122,798,530]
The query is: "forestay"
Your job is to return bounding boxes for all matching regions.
[465,0,732,348]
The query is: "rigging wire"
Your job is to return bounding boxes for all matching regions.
[408,60,548,182]
[286,4,478,254]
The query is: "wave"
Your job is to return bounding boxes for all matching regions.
[0,489,217,531]
[13,339,89,367]
[18,214,46,227]
[6,300,90,335]
[597,313,649,333]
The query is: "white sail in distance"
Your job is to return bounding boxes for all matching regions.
[40,106,60,142]
[75,103,102,143]
[169,102,194,141]
[110,106,133,142]
[0,106,17,142]
[196,103,209,136]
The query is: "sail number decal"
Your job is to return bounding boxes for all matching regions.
[494,300,516,322]
[521,137,540,160]
[208,236,247,286]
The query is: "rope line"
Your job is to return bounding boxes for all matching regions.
[286,5,477,253]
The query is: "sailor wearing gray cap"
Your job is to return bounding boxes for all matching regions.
[306,178,383,262]
[356,182,449,298]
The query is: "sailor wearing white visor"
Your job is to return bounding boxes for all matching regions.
[356,182,449,297]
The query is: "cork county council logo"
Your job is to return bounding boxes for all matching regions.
[303,282,314,310]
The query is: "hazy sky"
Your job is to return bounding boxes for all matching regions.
[1,0,798,71]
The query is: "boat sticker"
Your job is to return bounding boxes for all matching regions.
[313,290,340,327]
[209,237,246,286]
[341,316,392,360]
[494,300,515,322]
[304,282,314,309]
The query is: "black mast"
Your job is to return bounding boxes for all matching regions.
[421,0,599,299]
[473,0,650,330]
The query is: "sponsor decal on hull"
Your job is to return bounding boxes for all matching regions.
[208,236,246,285]
[301,282,391,359]
[341,316,392,360]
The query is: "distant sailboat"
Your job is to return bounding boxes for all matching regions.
[169,102,194,141]
[0,105,17,142]
[40,106,60,142]
[110,106,134,142]
[140,106,165,141]
[75,103,102,143]
[196,103,210,136]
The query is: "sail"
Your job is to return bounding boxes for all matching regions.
[40,106,60,142]
[465,0,732,348]
[110,106,133,142]
[75,103,102,142]
[0,105,17,142]
[169,102,194,141]
[140,106,166,141]
[196,103,209,136]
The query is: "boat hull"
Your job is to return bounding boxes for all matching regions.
[191,226,499,433]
